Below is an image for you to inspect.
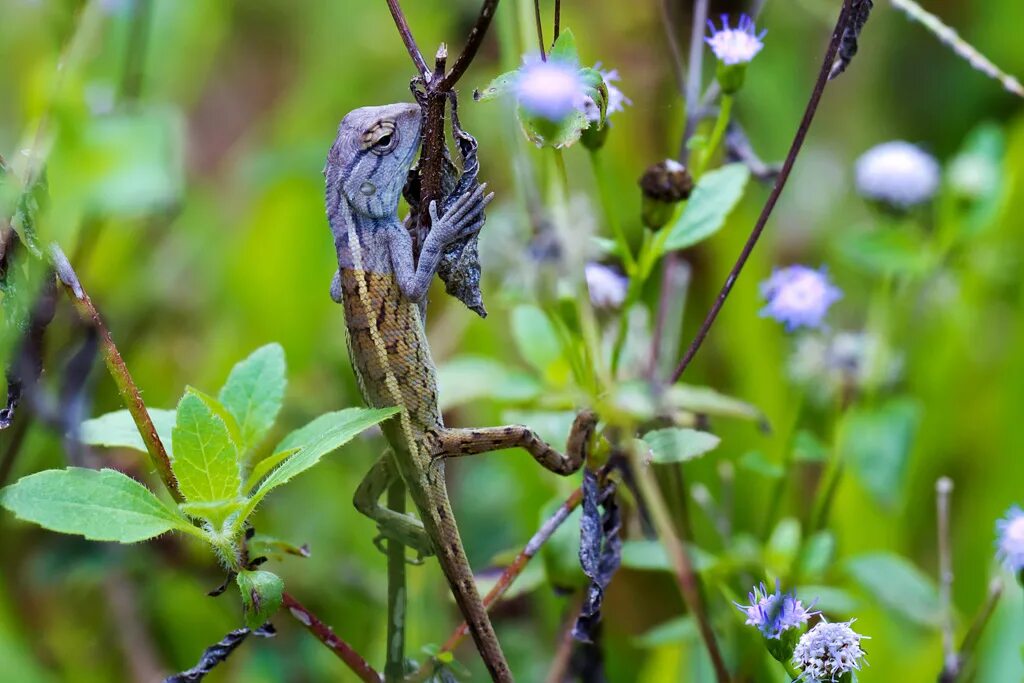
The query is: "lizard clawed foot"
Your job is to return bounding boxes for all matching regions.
[427,182,495,246]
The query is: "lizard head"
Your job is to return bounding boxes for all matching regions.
[325,102,422,219]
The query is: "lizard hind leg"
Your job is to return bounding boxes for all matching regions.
[426,409,598,475]
[353,451,435,559]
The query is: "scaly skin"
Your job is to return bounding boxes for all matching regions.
[325,103,596,682]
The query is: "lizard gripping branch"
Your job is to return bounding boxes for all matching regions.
[324,103,597,682]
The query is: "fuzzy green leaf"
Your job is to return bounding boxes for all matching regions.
[171,389,241,504]
[236,569,284,629]
[80,408,177,458]
[243,448,299,493]
[641,428,721,464]
[240,407,398,519]
[663,164,750,252]
[218,343,286,449]
[0,468,195,543]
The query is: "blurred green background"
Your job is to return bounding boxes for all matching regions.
[1,0,1023,681]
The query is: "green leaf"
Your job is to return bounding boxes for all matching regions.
[240,407,398,519]
[798,531,836,581]
[518,108,592,149]
[475,71,518,102]
[171,389,241,504]
[218,343,286,449]
[620,540,718,573]
[236,570,284,629]
[846,552,942,628]
[663,164,750,252]
[641,428,720,464]
[792,430,828,463]
[835,226,936,276]
[738,451,783,479]
[548,28,580,64]
[765,517,802,577]
[841,397,920,507]
[0,468,196,543]
[510,305,566,383]
[948,122,1005,234]
[274,407,387,454]
[178,498,245,528]
[437,356,542,411]
[796,585,859,616]
[634,616,696,648]
[244,447,299,493]
[80,408,177,458]
[665,384,766,425]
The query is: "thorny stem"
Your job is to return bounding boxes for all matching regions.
[669,0,855,385]
[283,592,383,683]
[937,477,957,678]
[49,246,183,503]
[631,448,730,683]
[533,0,547,59]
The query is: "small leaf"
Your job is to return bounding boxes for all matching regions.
[244,448,300,493]
[240,407,398,519]
[835,226,936,276]
[474,71,518,102]
[799,531,836,581]
[620,540,718,573]
[510,305,566,383]
[641,428,720,464]
[765,518,802,577]
[179,498,246,528]
[663,164,750,252]
[189,388,244,451]
[738,451,783,479]
[437,356,542,411]
[236,570,284,630]
[549,28,580,63]
[665,384,766,425]
[634,616,696,648]
[846,552,942,627]
[272,409,372,454]
[218,343,286,450]
[171,389,241,504]
[841,398,920,507]
[793,430,828,463]
[80,408,177,458]
[0,468,195,543]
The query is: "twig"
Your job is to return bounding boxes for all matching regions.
[283,592,382,683]
[384,0,429,77]
[49,245,183,502]
[936,477,957,678]
[553,0,562,41]
[533,0,547,59]
[669,0,854,384]
[442,0,500,90]
[441,486,584,653]
[631,449,730,683]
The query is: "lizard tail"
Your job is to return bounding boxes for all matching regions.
[425,489,514,682]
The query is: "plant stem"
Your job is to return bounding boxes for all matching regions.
[385,480,408,682]
[936,477,957,677]
[631,450,730,683]
[946,578,1003,682]
[669,0,855,385]
[440,0,500,90]
[384,0,429,76]
[588,150,635,271]
[50,246,183,503]
[533,0,547,58]
[697,94,733,176]
[682,0,710,153]
[283,592,383,683]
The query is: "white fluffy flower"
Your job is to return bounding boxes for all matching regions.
[793,621,867,682]
[515,58,586,122]
[585,263,628,309]
[997,506,1024,572]
[705,14,766,66]
[760,266,842,331]
[582,67,631,123]
[855,141,941,209]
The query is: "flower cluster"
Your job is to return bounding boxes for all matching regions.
[792,620,868,682]
[705,14,766,65]
[855,141,940,209]
[736,583,817,639]
[515,59,629,125]
[760,266,842,331]
[996,506,1024,572]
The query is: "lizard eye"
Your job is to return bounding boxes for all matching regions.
[369,124,398,155]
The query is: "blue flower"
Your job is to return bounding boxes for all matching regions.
[705,14,766,66]
[855,141,940,209]
[997,506,1024,571]
[760,266,842,331]
[793,620,867,682]
[736,582,817,639]
[585,263,628,309]
[514,57,586,122]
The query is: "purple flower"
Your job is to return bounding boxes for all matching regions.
[515,58,586,122]
[585,263,628,309]
[793,620,868,682]
[760,266,842,331]
[997,506,1024,572]
[736,582,817,639]
[855,141,940,209]
[705,14,766,66]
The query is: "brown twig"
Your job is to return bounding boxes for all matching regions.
[440,0,500,90]
[553,0,562,41]
[384,0,429,77]
[440,486,584,652]
[49,246,183,503]
[533,0,548,59]
[283,592,382,683]
[669,0,854,384]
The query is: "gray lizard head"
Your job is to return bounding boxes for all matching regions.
[325,102,422,220]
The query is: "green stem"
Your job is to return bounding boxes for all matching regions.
[697,94,733,177]
[589,150,635,271]
[385,480,408,682]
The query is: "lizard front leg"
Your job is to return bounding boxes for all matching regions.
[353,451,435,558]
[425,410,598,475]
[388,184,493,302]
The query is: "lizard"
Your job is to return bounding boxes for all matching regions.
[323,102,597,682]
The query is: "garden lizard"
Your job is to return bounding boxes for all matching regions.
[324,102,597,682]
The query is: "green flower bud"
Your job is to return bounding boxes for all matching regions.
[639,159,694,230]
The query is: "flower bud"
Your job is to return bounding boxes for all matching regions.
[639,159,694,230]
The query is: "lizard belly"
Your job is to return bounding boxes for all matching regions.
[339,268,441,432]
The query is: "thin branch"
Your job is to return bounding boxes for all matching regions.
[533,0,548,59]
[441,0,499,90]
[669,0,854,384]
[682,0,710,150]
[384,0,429,77]
[441,486,584,653]
[283,592,382,683]
[553,0,562,41]
[49,245,183,502]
